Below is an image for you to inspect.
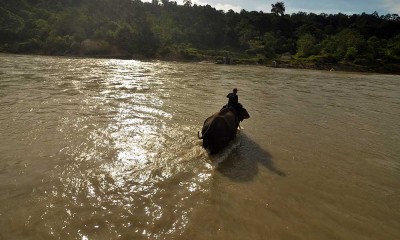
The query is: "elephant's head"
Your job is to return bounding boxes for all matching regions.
[238,107,250,122]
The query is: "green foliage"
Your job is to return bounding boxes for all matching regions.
[0,7,25,42]
[345,47,358,61]
[114,23,136,52]
[263,32,277,58]
[18,38,43,53]
[385,34,400,60]
[296,34,317,57]
[321,29,365,60]
[32,19,51,40]
[0,0,399,66]
[44,34,74,54]
[367,36,385,59]
[53,8,88,41]
[183,0,192,7]
[271,2,285,16]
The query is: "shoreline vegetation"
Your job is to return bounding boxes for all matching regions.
[1,0,400,74]
[10,51,399,75]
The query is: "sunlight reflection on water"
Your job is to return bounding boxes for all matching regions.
[38,57,214,239]
[1,54,399,240]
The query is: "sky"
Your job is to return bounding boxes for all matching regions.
[144,0,400,15]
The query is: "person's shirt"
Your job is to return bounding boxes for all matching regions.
[227,92,238,105]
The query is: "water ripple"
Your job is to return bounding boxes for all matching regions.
[1,54,399,240]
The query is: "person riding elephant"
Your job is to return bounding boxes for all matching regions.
[226,88,243,113]
[199,87,250,154]
[227,88,238,106]
[198,106,250,154]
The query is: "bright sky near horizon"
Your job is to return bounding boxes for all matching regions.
[144,0,400,15]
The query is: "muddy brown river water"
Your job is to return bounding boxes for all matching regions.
[0,54,399,239]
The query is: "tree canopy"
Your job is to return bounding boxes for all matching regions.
[0,0,399,69]
[271,2,285,16]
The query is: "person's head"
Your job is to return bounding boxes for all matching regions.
[233,88,238,93]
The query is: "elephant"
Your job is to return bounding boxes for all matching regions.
[198,106,250,154]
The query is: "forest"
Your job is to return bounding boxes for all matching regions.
[1,0,400,72]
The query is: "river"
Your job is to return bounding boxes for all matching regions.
[0,54,399,240]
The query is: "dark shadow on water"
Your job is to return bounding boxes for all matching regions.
[215,133,286,182]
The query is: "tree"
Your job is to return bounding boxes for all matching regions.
[0,7,25,42]
[183,0,192,7]
[0,0,399,67]
[114,23,135,52]
[321,29,365,60]
[345,47,357,61]
[263,32,277,57]
[297,34,317,57]
[271,2,285,16]
[367,36,385,59]
[385,34,400,61]
[161,0,169,6]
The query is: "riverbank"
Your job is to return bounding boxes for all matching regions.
[59,51,400,75]
[264,59,400,74]
[2,51,399,75]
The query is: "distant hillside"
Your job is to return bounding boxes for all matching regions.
[1,0,400,73]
